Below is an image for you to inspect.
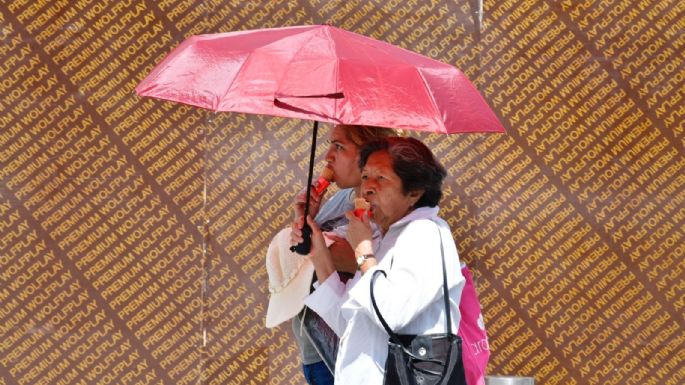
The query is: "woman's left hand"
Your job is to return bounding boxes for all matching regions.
[345,210,374,257]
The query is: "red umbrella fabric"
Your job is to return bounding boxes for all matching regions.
[135,24,504,134]
[136,24,505,253]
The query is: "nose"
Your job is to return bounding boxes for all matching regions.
[363,190,374,201]
[324,146,335,162]
[362,179,376,199]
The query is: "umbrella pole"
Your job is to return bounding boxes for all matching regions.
[291,121,318,255]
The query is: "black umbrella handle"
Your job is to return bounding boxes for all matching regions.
[290,121,318,255]
[290,223,312,255]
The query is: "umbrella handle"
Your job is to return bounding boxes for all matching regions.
[290,121,318,255]
[289,223,312,255]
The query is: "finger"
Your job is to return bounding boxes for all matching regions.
[293,203,305,219]
[291,216,304,230]
[344,211,358,222]
[290,231,303,245]
[309,186,321,197]
[305,215,322,236]
[290,221,303,239]
[361,210,371,225]
[294,188,308,203]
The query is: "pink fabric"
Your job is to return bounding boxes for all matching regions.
[136,25,505,135]
[458,264,490,385]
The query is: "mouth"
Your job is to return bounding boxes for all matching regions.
[324,165,336,182]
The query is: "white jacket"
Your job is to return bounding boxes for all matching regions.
[305,206,465,385]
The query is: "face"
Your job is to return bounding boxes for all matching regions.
[361,151,422,233]
[324,125,361,188]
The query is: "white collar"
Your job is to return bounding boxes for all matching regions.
[386,206,440,231]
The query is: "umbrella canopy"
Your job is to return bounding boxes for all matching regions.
[136,25,505,253]
[135,24,504,134]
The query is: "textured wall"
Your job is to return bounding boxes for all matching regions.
[1,1,683,384]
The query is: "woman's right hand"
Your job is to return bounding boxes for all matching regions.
[292,184,325,221]
[291,183,327,246]
[289,215,305,246]
[345,210,374,257]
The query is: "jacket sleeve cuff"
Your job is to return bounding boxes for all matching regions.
[305,271,346,315]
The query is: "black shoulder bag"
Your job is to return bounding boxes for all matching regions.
[370,225,467,385]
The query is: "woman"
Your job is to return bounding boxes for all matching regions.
[304,137,465,385]
[266,124,396,385]
[291,124,395,272]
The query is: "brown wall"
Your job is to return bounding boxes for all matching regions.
[1,1,683,384]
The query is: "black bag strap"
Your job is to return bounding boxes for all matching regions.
[370,221,452,343]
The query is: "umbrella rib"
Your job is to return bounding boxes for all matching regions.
[274,29,328,98]
[217,51,253,110]
[218,28,323,108]
[326,26,341,120]
[414,67,448,134]
[271,27,341,119]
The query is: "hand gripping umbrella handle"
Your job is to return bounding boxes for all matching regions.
[290,223,312,255]
[290,121,318,255]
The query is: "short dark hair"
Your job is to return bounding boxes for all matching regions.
[359,137,447,208]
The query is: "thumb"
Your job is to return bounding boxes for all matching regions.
[305,215,321,235]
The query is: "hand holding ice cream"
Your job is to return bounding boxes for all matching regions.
[353,197,370,219]
[313,166,334,195]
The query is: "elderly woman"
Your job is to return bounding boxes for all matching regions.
[304,137,465,385]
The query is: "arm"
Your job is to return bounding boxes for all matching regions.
[348,220,449,331]
[291,227,357,273]
[344,210,376,273]
[303,216,353,335]
[305,216,336,284]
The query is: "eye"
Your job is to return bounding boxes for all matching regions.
[361,174,368,180]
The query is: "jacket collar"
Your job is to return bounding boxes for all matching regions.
[386,206,440,232]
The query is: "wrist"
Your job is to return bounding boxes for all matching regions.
[356,253,376,271]
[354,239,373,257]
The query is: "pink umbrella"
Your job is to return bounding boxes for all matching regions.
[136,24,505,252]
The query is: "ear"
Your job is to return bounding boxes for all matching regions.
[407,190,424,206]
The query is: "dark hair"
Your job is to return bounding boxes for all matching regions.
[359,137,447,208]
